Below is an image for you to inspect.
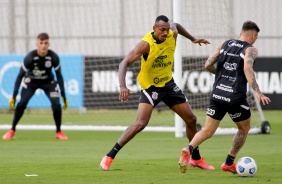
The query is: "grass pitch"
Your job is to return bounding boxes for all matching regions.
[0,110,281,184]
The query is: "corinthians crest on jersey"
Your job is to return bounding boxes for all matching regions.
[45,61,52,68]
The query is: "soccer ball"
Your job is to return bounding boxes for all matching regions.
[236,156,257,177]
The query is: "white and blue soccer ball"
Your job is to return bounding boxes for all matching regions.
[236,156,257,177]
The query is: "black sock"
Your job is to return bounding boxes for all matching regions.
[191,146,201,160]
[107,143,122,159]
[53,108,62,132]
[188,145,194,154]
[225,154,235,166]
[11,107,25,131]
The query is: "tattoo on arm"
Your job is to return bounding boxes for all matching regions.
[205,44,221,74]
[244,47,260,92]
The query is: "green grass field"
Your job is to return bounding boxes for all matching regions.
[0,110,281,184]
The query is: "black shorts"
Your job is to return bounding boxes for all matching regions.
[206,99,251,122]
[139,79,187,108]
[20,78,60,104]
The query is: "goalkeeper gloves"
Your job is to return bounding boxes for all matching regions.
[9,98,15,110]
[62,97,69,110]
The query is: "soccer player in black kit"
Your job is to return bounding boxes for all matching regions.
[178,21,271,174]
[2,33,69,140]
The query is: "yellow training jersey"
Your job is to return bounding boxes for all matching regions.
[138,30,176,89]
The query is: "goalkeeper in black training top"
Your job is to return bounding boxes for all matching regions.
[2,32,69,140]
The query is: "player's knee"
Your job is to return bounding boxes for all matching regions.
[134,120,148,132]
[191,114,197,124]
[52,103,61,112]
[16,101,27,110]
[242,124,251,133]
[185,114,197,127]
[202,129,215,138]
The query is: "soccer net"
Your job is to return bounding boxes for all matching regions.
[0,0,270,135]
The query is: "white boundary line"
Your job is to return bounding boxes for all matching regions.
[0,125,262,135]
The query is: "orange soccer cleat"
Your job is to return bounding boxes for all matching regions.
[100,156,114,171]
[221,162,237,174]
[56,131,68,140]
[2,130,15,140]
[189,157,215,170]
[178,147,191,173]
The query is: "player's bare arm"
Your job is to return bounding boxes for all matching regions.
[205,43,222,74]
[119,41,149,102]
[170,22,210,45]
[244,47,271,105]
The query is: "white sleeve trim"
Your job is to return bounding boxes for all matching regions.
[22,63,28,72]
[54,64,60,71]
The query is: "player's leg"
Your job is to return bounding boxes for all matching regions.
[188,99,226,149]
[163,82,215,172]
[100,87,160,171]
[189,115,220,149]
[117,103,153,146]
[171,102,197,141]
[172,103,216,172]
[2,81,36,140]
[42,81,67,140]
[100,103,154,171]
[174,99,226,172]
[221,101,251,174]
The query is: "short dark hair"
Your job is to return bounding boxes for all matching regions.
[155,15,169,23]
[37,32,49,40]
[242,21,260,32]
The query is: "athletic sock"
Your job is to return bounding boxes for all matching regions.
[53,108,62,132]
[225,154,235,166]
[191,146,201,160]
[11,107,25,131]
[188,145,194,155]
[107,143,122,159]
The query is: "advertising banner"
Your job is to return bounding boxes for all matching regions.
[0,54,83,108]
[84,57,282,110]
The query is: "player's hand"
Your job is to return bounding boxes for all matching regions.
[62,98,69,110]
[9,98,16,110]
[119,86,133,102]
[256,93,271,105]
[193,39,210,46]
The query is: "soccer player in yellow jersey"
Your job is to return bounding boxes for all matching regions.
[100,15,213,171]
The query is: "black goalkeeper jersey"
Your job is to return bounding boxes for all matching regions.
[12,50,66,99]
[210,39,252,105]
[22,50,60,81]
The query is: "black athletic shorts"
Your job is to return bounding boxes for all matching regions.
[20,78,60,103]
[139,79,187,108]
[206,99,251,122]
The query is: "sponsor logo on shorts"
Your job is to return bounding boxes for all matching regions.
[152,92,158,100]
[207,108,215,116]
[50,91,60,98]
[229,113,241,119]
[24,77,31,83]
[173,85,180,92]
